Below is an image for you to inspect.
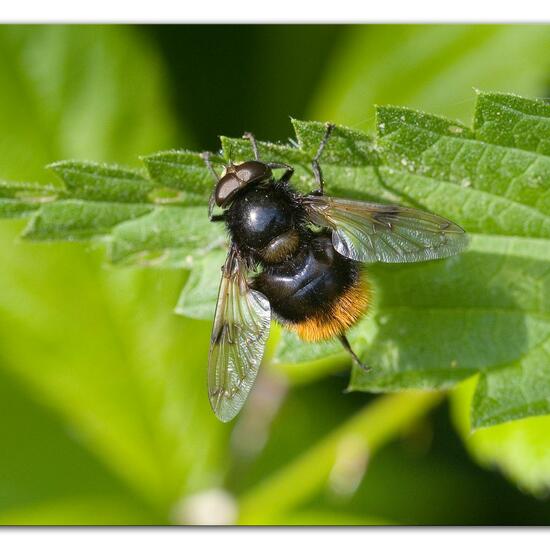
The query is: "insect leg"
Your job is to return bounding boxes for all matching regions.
[243,132,294,182]
[243,132,260,160]
[311,122,335,195]
[338,333,370,373]
[267,162,294,184]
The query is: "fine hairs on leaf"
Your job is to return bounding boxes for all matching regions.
[1,91,549,430]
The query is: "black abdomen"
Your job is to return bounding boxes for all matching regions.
[252,234,359,323]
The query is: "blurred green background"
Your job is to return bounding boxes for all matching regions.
[1,24,550,525]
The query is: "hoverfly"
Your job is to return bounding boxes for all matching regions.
[202,124,467,422]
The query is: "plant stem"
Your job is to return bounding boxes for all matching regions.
[237,390,443,524]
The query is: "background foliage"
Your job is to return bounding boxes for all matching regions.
[1,24,550,525]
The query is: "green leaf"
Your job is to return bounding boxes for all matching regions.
[451,377,550,496]
[49,161,155,203]
[376,104,550,238]
[0,181,62,218]
[108,206,226,267]
[91,90,550,429]
[175,249,227,319]
[166,93,550,428]
[143,150,224,204]
[277,93,549,428]
[471,334,550,428]
[3,90,550,431]
[474,92,550,155]
[14,157,228,266]
[293,119,379,165]
[349,235,549,388]
[23,200,154,241]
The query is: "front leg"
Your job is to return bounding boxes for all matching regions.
[243,132,295,183]
[311,122,335,196]
[267,162,294,184]
[208,192,225,222]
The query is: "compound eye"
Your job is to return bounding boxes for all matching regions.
[235,161,271,184]
[214,173,245,207]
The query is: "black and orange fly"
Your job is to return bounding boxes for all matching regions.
[203,125,467,421]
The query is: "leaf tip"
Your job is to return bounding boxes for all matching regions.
[46,159,70,173]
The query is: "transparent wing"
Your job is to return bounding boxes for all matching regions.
[305,195,468,263]
[208,249,271,422]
